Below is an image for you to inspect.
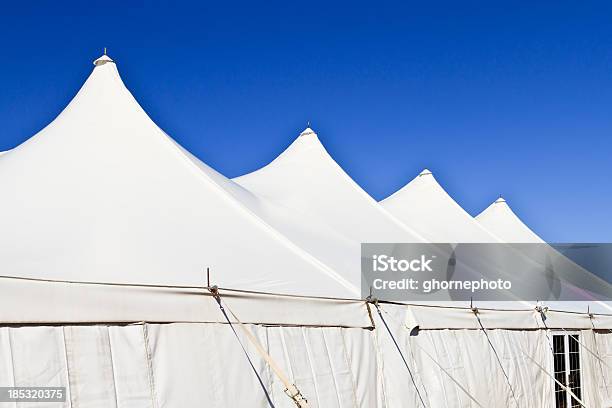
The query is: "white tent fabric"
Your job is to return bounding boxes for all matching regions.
[1,54,612,408]
[476,197,544,243]
[379,170,548,311]
[0,308,611,407]
[374,303,612,408]
[476,198,612,314]
[0,54,356,298]
[381,169,502,243]
[233,128,426,288]
[0,277,371,326]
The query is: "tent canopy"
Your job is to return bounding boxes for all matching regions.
[0,54,357,298]
[476,197,544,243]
[381,169,502,243]
[233,127,426,286]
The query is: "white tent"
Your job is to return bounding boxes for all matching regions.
[476,197,612,314]
[381,169,501,242]
[0,54,356,298]
[234,127,426,288]
[0,54,611,408]
[476,196,544,243]
[234,127,426,244]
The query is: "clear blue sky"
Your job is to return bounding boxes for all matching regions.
[1,1,611,242]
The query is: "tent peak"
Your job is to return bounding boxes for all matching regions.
[418,168,433,177]
[299,127,316,137]
[494,196,507,204]
[93,53,114,66]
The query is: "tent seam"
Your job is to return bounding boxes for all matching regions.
[156,129,359,295]
[105,326,120,408]
[61,326,75,408]
[205,323,223,407]
[427,331,452,407]
[405,332,431,404]
[6,328,17,408]
[301,327,323,408]
[320,329,343,408]
[338,329,359,408]
[141,324,158,408]
[279,328,295,382]
[263,328,278,407]
[371,321,389,408]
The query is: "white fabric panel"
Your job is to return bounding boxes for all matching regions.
[2,278,611,330]
[476,198,543,243]
[599,331,612,407]
[475,199,612,315]
[145,323,272,407]
[0,279,371,328]
[381,170,501,243]
[233,127,426,290]
[107,325,152,408]
[306,327,355,408]
[376,323,555,407]
[583,331,612,407]
[372,304,563,407]
[63,326,117,407]
[372,304,434,407]
[332,328,383,408]
[264,326,379,408]
[144,323,220,407]
[385,302,612,330]
[0,328,15,408]
[403,303,539,330]
[8,326,69,408]
[3,323,612,407]
[274,327,321,407]
[0,324,384,408]
[485,329,552,405]
[318,328,361,408]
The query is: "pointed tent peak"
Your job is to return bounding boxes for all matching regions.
[476,195,544,243]
[494,195,507,204]
[418,168,433,177]
[93,53,114,66]
[299,127,317,137]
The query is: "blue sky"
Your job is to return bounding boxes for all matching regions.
[1,1,611,241]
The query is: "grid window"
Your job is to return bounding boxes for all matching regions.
[552,333,582,408]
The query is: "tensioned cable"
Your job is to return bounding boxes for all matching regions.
[209,289,277,408]
[0,274,361,302]
[536,307,610,368]
[535,307,596,408]
[377,304,484,408]
[558,327,610,368]
[520,348,588,408]
[536,307,555,355]
[4,272,612,320]
[209,287,310,408]
[370,301,428,408]
[472,309,520,407]
[578,315,611,400]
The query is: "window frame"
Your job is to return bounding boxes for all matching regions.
[550,330,582,408]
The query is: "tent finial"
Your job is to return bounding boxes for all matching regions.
[104,47,107,55]
[307,120,311,128]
